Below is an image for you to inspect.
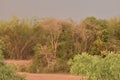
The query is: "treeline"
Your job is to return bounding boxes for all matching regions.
[0,16,120,60]
[0,16,120,79]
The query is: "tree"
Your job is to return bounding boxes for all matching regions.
[57,20,75,60]
[108,17,120,40]
[0,17,38,59]
[32,18,63,68]
[73,17,99,53]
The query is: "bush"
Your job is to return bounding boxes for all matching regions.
[30,56,69,73]
[0,54,24,80]
[29,53,47,73]
[46,59,69,73]
[19,65,29,72]
[68,52,120,80]
[30,45,69,73]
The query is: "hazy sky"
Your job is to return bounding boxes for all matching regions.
[0,0,120,21]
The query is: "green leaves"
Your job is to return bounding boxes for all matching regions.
[69,52,120,80]
[0,55,24,80]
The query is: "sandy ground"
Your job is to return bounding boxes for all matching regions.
[5,60,85,80]
[24,73,84,80]
[5,60,31,65]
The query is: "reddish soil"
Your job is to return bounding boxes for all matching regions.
[25,73,84,80]
[5,60,32,66]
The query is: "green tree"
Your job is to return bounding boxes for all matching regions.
[57,20,74,60]
[0,17,38,59]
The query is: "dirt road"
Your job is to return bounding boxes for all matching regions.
[25,73,84,80]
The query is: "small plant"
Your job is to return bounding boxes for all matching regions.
[19,65,28,72]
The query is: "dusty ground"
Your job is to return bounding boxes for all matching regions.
[5,60,32,65]
[24,73,84,80]
[6,60,85,80]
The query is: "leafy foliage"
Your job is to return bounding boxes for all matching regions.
[0,52,24,80]
[68,52,120,80]
[30,44,69,73]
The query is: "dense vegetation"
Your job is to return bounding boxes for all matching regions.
[0,50,24,80]
[0,16,120,79]
[68,52,120,80]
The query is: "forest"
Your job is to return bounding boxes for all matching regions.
[0,16,120,80]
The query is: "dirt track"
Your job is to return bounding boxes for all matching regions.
[25,73,84,80]
[5,60,31,65]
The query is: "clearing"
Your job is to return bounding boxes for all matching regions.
[6,60,85,80]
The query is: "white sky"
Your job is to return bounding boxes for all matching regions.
[0,0,120,21]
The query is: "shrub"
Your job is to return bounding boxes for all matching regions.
[46,59,69,73]
[30,56,69,73]
[68,52,120,80]
[29,53,47,73]
[19,65,28,72]
[0,53,24,80]
[30,44,69,73]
